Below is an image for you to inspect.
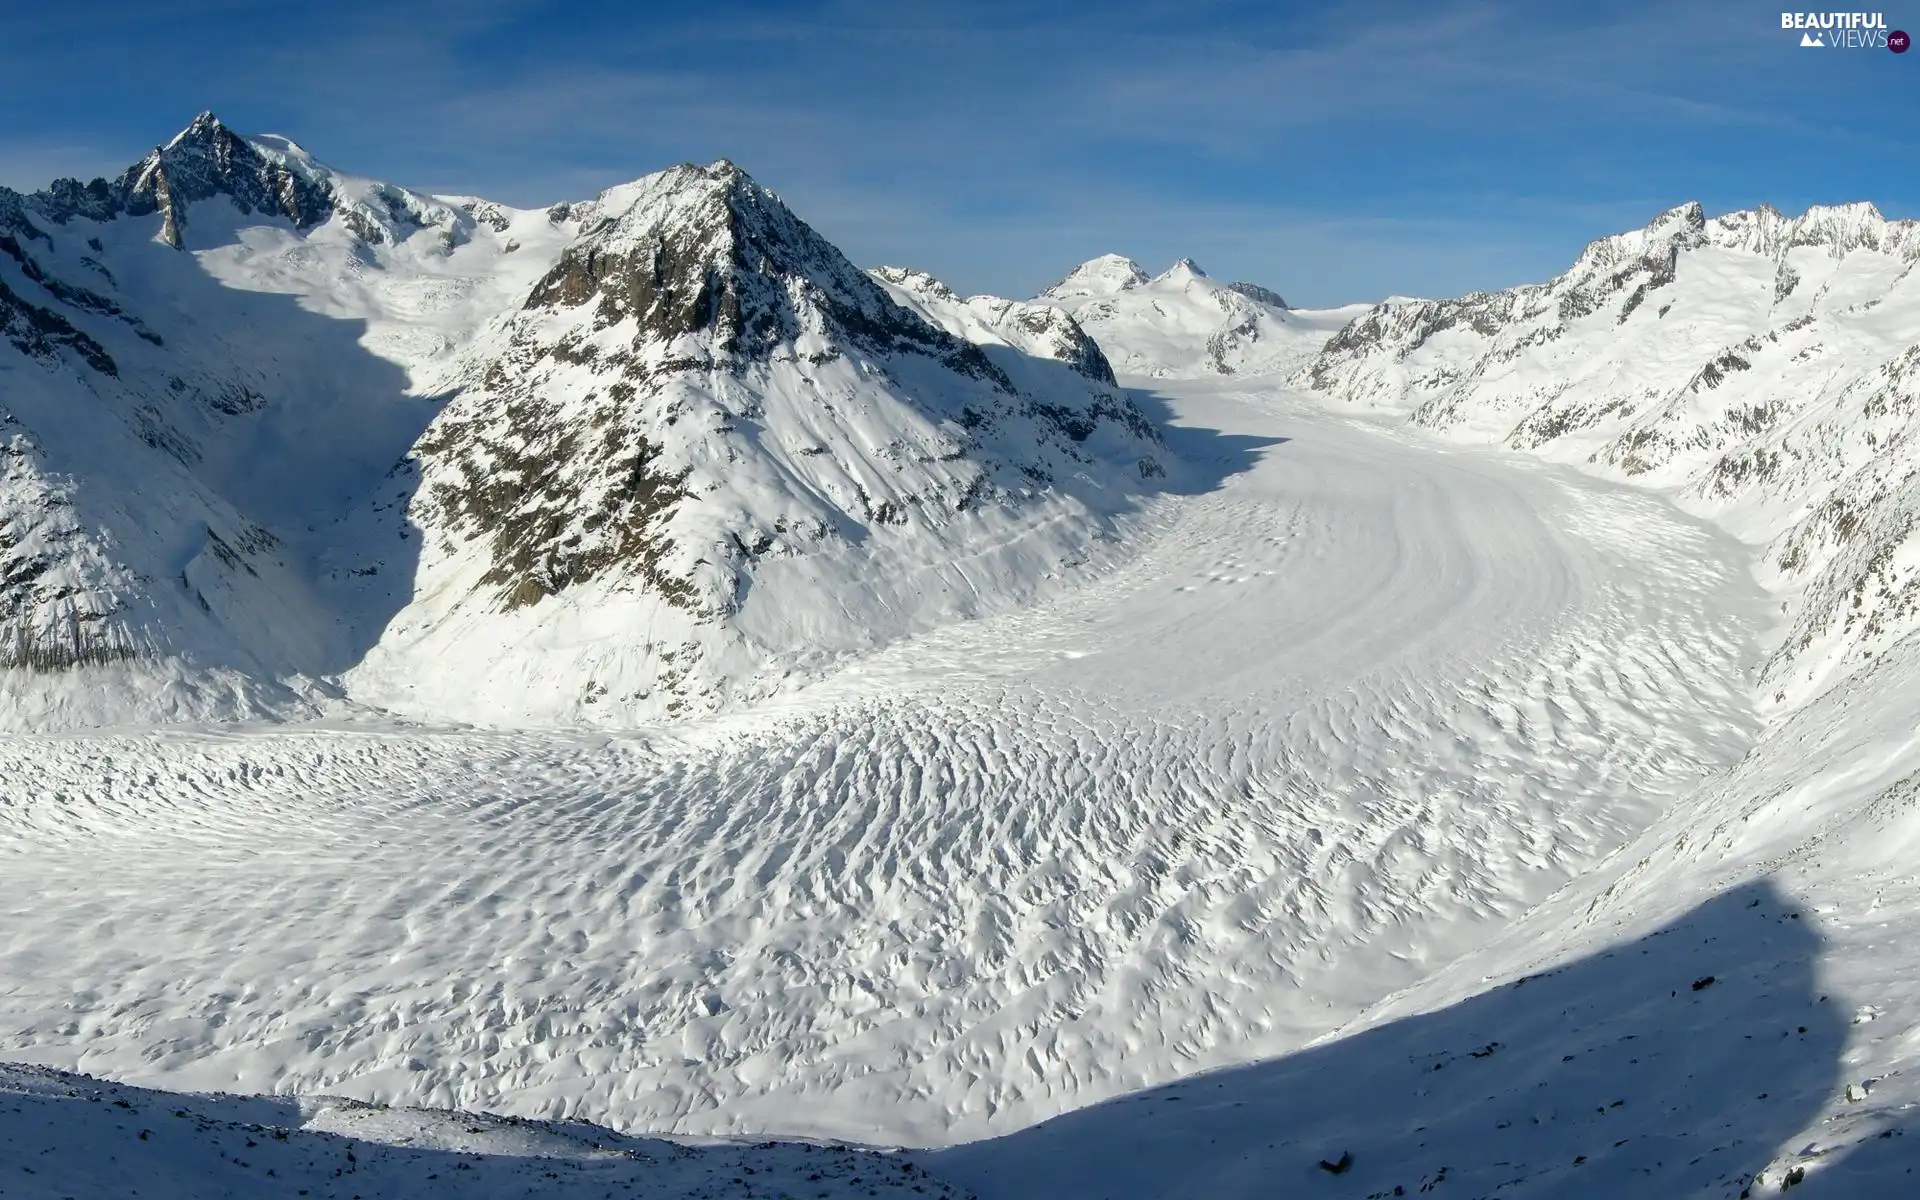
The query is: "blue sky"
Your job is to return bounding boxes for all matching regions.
[1,0,1913,305]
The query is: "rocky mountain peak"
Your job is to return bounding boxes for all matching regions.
[32,110,332,248]
[164,109,230,152]
[1567,199,1920,278]
[870,265,960,303]
[524,161,987,373]
[1654,200,1708,234]
[1568,201,1707,275]
[1769,200,1911,258]
[1225,281,1290,310]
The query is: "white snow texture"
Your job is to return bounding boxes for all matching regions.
[2,115,1919,1199]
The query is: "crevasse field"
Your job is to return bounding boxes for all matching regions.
[6,381,1812,1196]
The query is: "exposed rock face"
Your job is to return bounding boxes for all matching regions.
[1225,281,1289,310]
[0,266,117,376]
[36,112,331,248]
[1299,200,1920,705]
[525,164,1003,377]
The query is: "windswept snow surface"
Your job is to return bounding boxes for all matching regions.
[929,502,1920,1200]
[0,381,1767,1158]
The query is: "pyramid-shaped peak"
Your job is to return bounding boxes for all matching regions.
[167,110,231,147]
[1157,257,1208,281]
[98,109,334,246]
[531,160,969,369]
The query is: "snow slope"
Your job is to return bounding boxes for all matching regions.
[0,383,1766,1159]
[1036,254,1369,379]
[0,114,1162,729]
[1299,200,1920,709]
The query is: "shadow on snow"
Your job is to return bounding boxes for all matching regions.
[926,878,1852,1199]
[0,1062,940,1200]
[1122,382,1291,498]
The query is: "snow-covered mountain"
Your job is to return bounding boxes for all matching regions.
[1300,199,1920,708]
[1035,253,1368,379]
[870,265,1117,384]
[0,114,1163,727]
[14,147,1920,1196]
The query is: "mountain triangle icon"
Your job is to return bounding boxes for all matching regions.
[1801,31,1824,46]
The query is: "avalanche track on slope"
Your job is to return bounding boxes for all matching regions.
[0,380,1767,1149]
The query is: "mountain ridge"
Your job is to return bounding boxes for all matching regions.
[0,114,1165,727]
[1299,196,1920,708]
[1033,253,1355,379]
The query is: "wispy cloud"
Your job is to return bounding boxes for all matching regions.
[1,0,1912,304]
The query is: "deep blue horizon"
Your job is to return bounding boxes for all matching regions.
[3,0,1913,306]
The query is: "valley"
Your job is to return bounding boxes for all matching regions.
[1,383,1765,1153]
[3,112,1919,1197]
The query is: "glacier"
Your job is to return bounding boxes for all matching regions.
[3,115,1920,1199]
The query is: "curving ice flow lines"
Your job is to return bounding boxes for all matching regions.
[0,382,1768,1147]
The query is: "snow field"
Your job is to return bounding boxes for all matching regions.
[0,382,1768,1154]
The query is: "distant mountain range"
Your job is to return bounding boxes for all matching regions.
[3,110,1916,727]
[1033,252,1368,379]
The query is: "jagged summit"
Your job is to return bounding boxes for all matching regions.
[28,110,330,247]
[1225,280,1289,310]
[1570,198,1920,275]
[26,111,495,252]
[164,109,228,150]
[527,160,990,375]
